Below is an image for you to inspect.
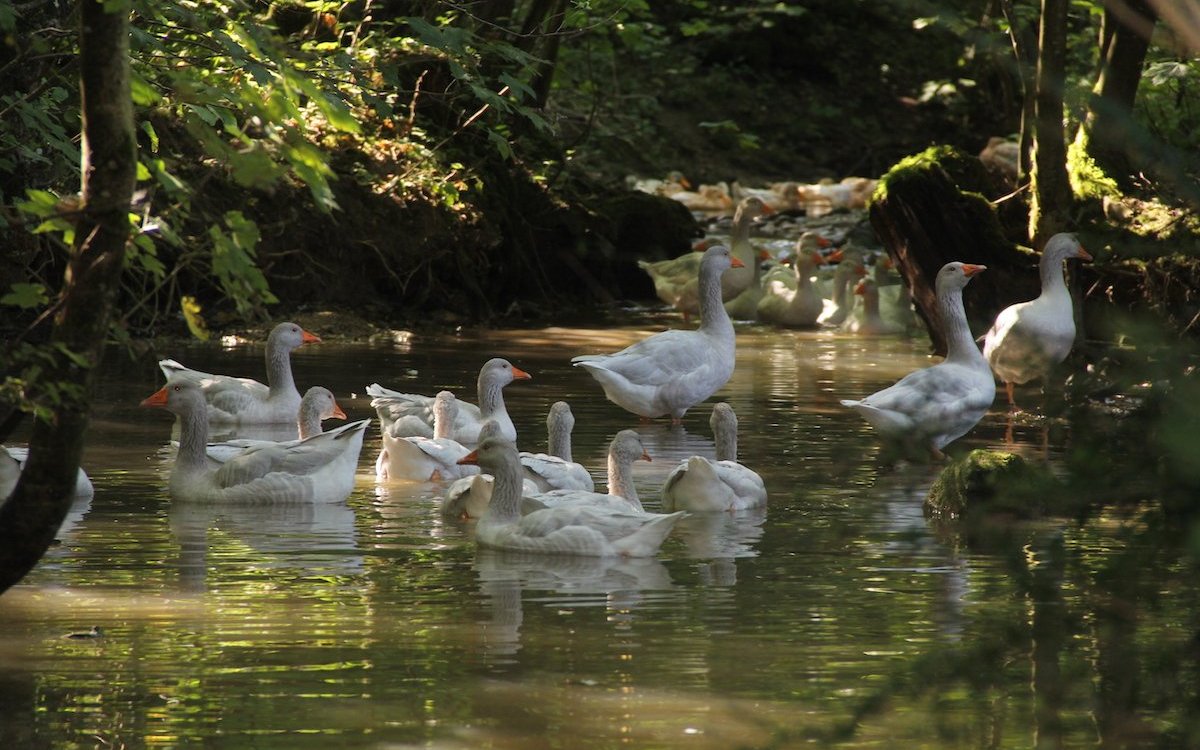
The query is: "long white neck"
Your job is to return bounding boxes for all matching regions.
[698,260,736,339]
[297,401,323,440]
[432,397,456,440]
[796,260,816,293]
[1039,251,1069,298]
[477,376,506,419]
[833,264,854,307]
[174,398,211,475]
[938,284,982,365]
[606,453,643,512]
[713,421,738,462]
[264,334,297,397]
[485,448,525,523]
[730,206,755,261]
[863,287,881,320]
[547,415,572,461]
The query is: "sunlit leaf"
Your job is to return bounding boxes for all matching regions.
[181,295,211,341]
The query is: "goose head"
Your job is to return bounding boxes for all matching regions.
[609,429,652,466]
[479,358,532,390]
[936,261,987,294]
[1042,232,1092,264]
[300,386,346,422]
[140,378,206,418]
[268,321,321,351]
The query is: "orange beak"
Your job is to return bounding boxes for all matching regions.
[640,450,652,462]
[824,249,844,264]
[962,263,987,277]
[1077,246,1093,261]
[511,366,532,380]
[140,386,169,408]
[679,177,693,190]
[331,402,347,420]
[730,257,746,269]
[758,249,771,261]
[854,280,867,295]
[855,264,867,276]
[817,236,832,248]
[457,449,479,466]
[301,329,322,344]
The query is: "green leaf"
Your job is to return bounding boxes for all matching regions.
[130,72,161,105]
[53,343,92,369]
[140,121,160,152]
[1,283,49,309]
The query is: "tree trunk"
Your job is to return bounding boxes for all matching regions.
[869,147,1028,356]
[1073,0,1156,185]
[999,0,1038,180]
[0,0,135,594]
[1028,0,1073,247]
[529,0,568,108]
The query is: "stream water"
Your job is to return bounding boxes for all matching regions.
[0,315,1190,748]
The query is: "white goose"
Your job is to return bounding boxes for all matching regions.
[534,429,652,512]
[573,244,742,424]
[444,427,649,519]
[141,378,368,503]
[983,233,1092,407]
[1,446,94,500]
[367,357,531,445]
[872,255,921,332]
[520,401,594,492]
[661,403,766,512]
[840,262,995,460]
[638,197,770,319]
[203,385,347,464]
[376,390,479,482]
[457,437,685,558]
[817,254,866,326]
[842,279,901,335]
[442,420,542,519]
[757,235,839,327]
[158,321,321,425]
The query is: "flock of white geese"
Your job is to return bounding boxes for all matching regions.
[1,196,1090,560]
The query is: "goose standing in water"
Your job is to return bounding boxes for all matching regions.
[840,262,995,460]
[757,234,838,327]
[842,279,901,336]
[638,197,770,319]
[983,233,1092,408]
[573,244,742,424]
[158,321,321,425]
[818,254,866,326]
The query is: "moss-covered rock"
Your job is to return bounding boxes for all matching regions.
[925,449,1059,522]
[868,145,1028,355]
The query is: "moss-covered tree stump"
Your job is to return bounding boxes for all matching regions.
[925,449,1058,522]
[868,145,1036,355]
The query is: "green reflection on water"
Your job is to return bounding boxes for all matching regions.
[0,323,1196,748]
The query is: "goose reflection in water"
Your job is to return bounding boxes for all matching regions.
[168,500,362,591]
[472,548,674,660]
